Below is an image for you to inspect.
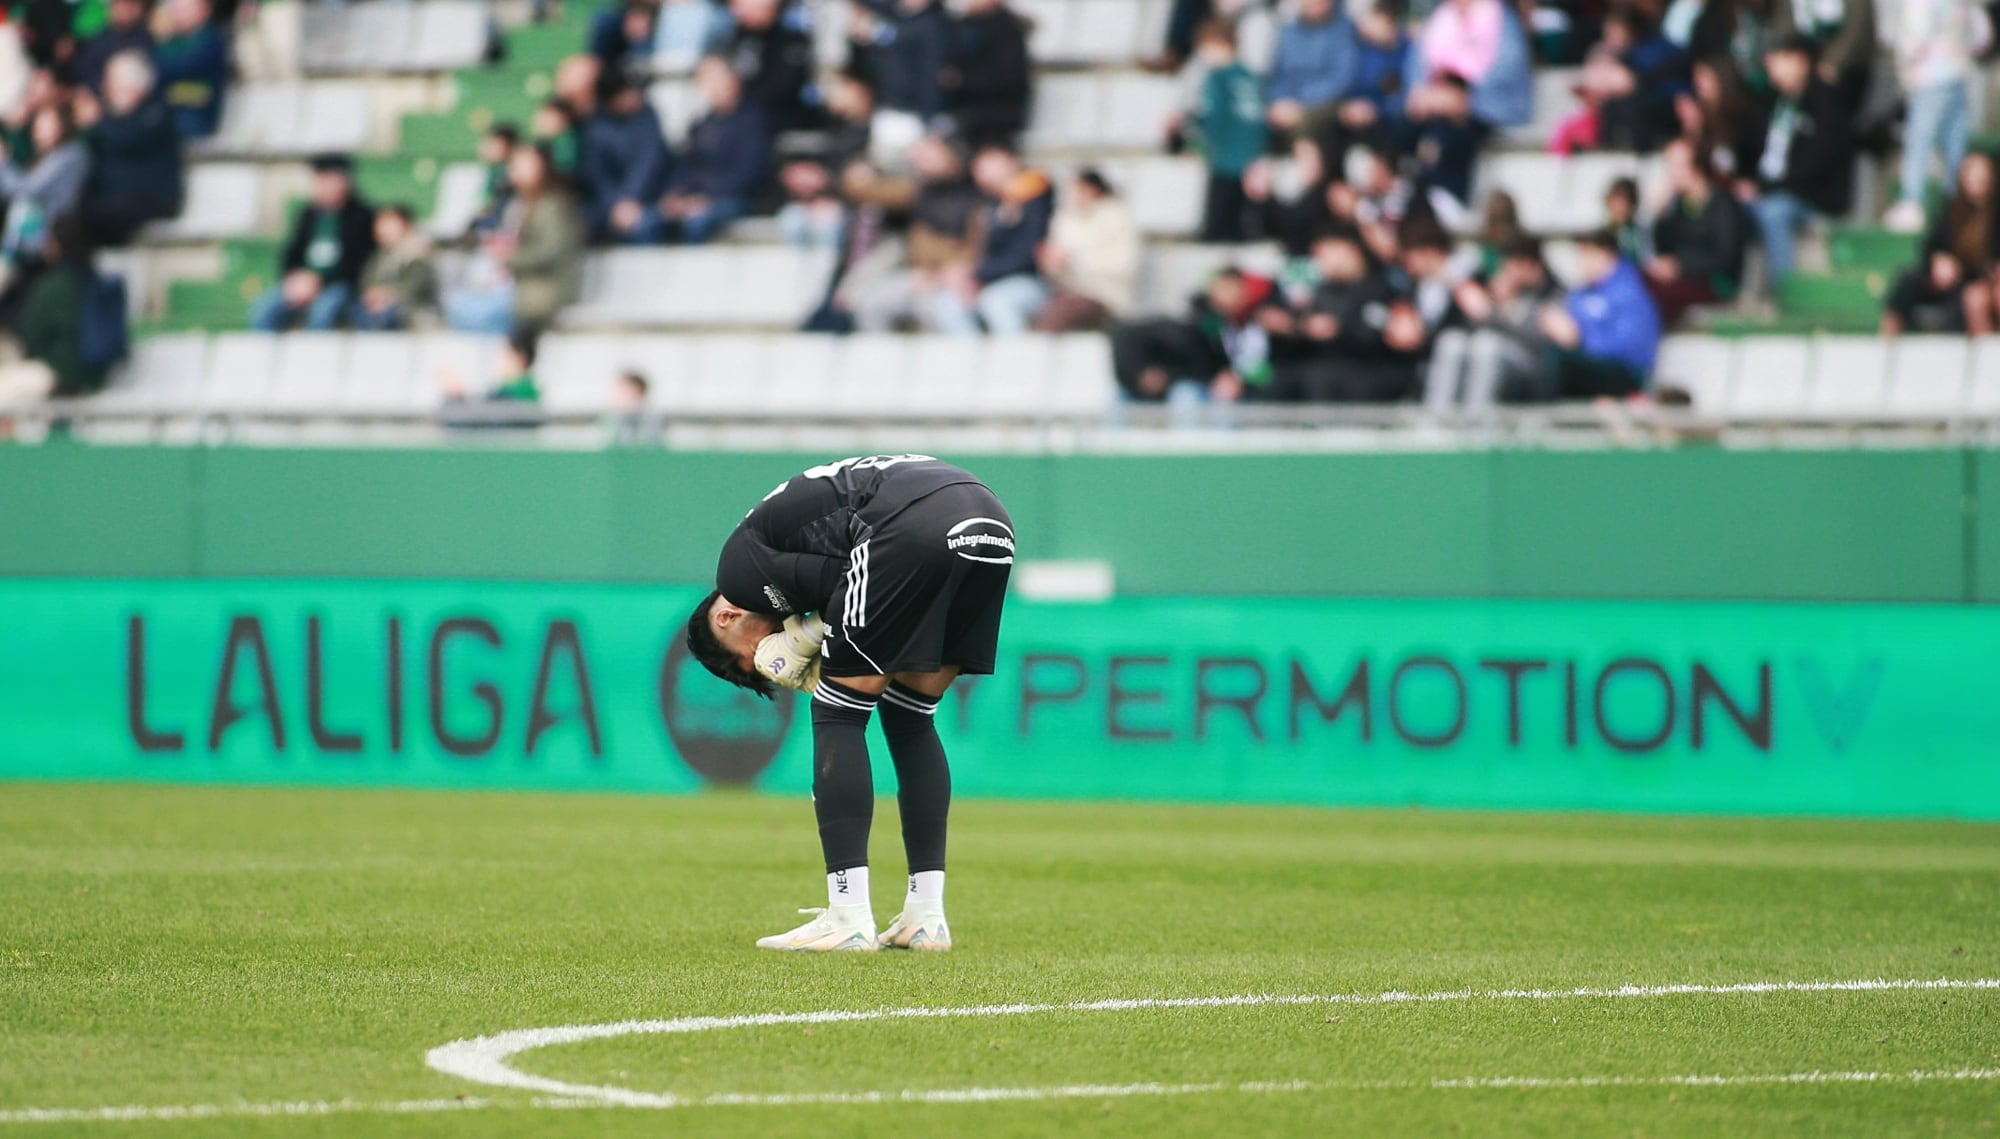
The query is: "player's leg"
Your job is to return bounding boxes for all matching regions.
[877,667,958,950]
[753,674,884,951]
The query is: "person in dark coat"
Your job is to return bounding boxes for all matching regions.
[1744,34,1855,289]
[658,57,770,243]
[854,0,950,121]
[1643,138,1749,326]
[153,0,230,140]
[941,0,1031,147]
[588,1,658,81]
[1264,226,1425,402]
[79,50,184,246]
[248,154,377,330]
[581,76,675,243]
[723,0,820,134]
[74,0,156,93]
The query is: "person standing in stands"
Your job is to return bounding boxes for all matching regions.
[940,0,1030,148]
[724,0,819,134]
[249,153,376,332]
[74,0,155,93]
[1882,0,1980,232]
[1744,33,1854,290]
[1184,19,1264,243]
[153,0,227,140]
[657,56,768,244]
[77,49,182,246]
[1773,0,1875,115]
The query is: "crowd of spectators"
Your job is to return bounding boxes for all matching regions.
[10,0,2000,415]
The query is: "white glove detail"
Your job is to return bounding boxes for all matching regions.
[779,613,827,657]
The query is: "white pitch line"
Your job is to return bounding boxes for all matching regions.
[7,1069,2000,1125]
[423,976,2000,1107]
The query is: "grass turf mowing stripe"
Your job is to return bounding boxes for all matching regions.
[8,1070,2000,1124]
[424,977,2000,1106]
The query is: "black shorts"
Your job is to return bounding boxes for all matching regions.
[820,482,1014,678]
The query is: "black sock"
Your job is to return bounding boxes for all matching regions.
[879,681,949,874]
[811,678,879,873]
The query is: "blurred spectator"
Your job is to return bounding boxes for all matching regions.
[1315,0,1411,172]
[1265,0,1354,141]
[78,50,183,245]
[250,153,376,332]
[1400,69,1484,228]
[1034,168,1141,332]
[958,143,1051,333]
[1406,0,1533,130]
[1884,0,1981,232]
[1536,228,1659,397]
[1184,19,1264,241]
[1151,0,1213,70]
[1395,219,1461,339]
[532,99,582,177]
[941,0,1031,147]
[777,72,872,248]
[656,0,734,72]
[1110,266,1270,405]
[1745,34,1853,289]
[354,204,440,332]
[582,75,674,243]
[1773,0,1875,115]
[0,103,90,271]
[441,330,543,429]
[444,144,586,335]
[1881,249,1968,334]
[1470,188,1523,276]
[1604,176,1646,262]
[553,52,603,128]
[853,0,950,128]
[1548,6,1684,154]
[152,0,227,140]
[590,1,660,81]
[1689,0,1775,91]
[1921,151,1996,333]
[842,133,984,332]
[723,0,819,133]
[657,55,768,243]
[75,0,155,94]
[1643,137,1748,325]
[1426,235,1566,409]
[1349,144,1413,259]
[468,123,520,238]
[1264,226,1417,402]
[1676,56,1760,179]
[608,368,650,443]
[0,215,111,404]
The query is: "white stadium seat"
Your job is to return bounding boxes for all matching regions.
[406,1,489,71]
[427,162,490,239]
[536,333,629,413]
[269,333,351,409]
[903,336,986,415]
[829,333,913,416]
[760,336,840,413]
[1806,337,1888,417]
[98,333,210,410]
[1966,339,2000,415]
[1476,153,1566,234]
[1725,337,1812,418]
[1026,73,1100,151]
[1886,337,1968,417]
[296,82,373,153]
[1098,74,1180,150]
[203,332,282,408]
[1111,156,1205,237]
[146,164,263,240]
[976,336,1056,413]
[1652,335,1733,410]
[340,334,425,411]
[1046,334,1118,414]
[1059,0,1147,64]
[687,335,773,412]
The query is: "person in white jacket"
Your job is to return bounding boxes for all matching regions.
[1031,169,1142,332]
[1886,0,1987,231]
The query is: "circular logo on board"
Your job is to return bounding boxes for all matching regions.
[657,635,794,785]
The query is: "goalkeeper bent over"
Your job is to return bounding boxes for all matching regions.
[684,455,1015,952]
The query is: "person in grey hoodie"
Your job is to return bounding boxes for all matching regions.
[0,102,90,265]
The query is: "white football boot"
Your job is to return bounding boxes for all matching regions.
[755,905,878,952]
[877,900,952,951]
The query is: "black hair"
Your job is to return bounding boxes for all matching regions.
[380,202,416,225]
[1607,176,1640,203]
[1434,70,1471,93]
[685,590,777,698]
[1765,31,1817,59]
[1078,167,1115,196]
[618,369,650,394]
[1578,227,1622,253]
[488,122,521,147]
[505,330,539,369]
[1501,233,1544,263]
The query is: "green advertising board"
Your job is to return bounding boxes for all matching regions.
[1,579,1994,818]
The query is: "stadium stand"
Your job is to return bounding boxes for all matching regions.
[1,0,1997,439]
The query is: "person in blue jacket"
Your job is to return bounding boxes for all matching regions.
[581,76,674,244]
[657,56,769,243]
[1266,0,1355,140]
[1537,228,1661,397]
[154,0,229,140]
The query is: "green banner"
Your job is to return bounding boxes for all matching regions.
[1,580,1994,817]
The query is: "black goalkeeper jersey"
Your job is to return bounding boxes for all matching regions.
[714,455,983,617]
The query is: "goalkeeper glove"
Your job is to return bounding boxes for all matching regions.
[753,614,826,693]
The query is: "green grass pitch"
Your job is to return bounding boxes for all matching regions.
[4,782,1999,1137]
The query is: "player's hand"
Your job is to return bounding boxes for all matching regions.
[754,629,822,693]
